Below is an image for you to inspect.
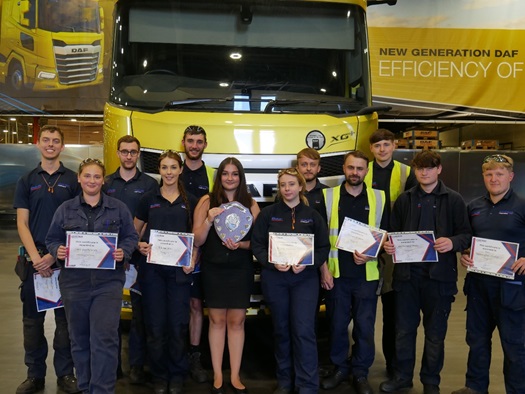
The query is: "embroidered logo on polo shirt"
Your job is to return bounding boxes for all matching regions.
[300,218,313,224]
[198,185,209,190]
[470,210,481,216]
[150,203,161,209]
[57,183,70,189]
[271,216,284,222]
[30,184,42,192]
[134,189,145,194]
[499,210,514,215]
[106,188,116,194]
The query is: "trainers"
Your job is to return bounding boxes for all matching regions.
[16,378,45,394]
[423,384,440,394]
[57,375,80,394]
[379,377,413,393]
[451,387,487,394]
[129,365,146,385]
[353,376,373,394]
[189,351,208,383]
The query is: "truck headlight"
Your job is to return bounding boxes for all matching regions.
[37,71,56,80]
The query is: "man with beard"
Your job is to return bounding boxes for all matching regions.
[104,135,158,385]
[321,151,386,394]
[180,125,215,384]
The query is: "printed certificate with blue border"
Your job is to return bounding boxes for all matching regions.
[66,231,118,269]
[389,231,438,263]
[147,230,194,267]
[269,232,314,265]
[335,217,387,258]
[468,236,517,280]
[34,268,63,312]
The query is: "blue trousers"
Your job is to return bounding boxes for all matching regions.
[140,263,191,383]
[325,276,378,378]
[20,266,74,379]
[464,274,525,394]
[60,268,125,394]
[393,276,456,386]
[261,268,319,394]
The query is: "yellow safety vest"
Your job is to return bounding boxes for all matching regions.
[364,160,410,208]
[205,165,216,191]
[323,185,385,280]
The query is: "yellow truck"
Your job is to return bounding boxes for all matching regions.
[104,0,392,197]
[0,0,104,92]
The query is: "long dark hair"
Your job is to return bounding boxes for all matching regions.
[210,157,253,209]
[158,150,192,228]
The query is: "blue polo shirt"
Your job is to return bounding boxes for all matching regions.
[468,188,525,281]
[181,162,210,199]
[104,168,159,216]
[13,162,80,250]
[135,190,197,243]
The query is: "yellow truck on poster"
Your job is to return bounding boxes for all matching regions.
[0,0,105,92]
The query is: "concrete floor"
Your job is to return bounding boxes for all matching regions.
[0,223,506,394]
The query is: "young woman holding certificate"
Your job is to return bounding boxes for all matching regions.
[251,168,330,394]
[134,150,197,394]
[45,158,138,394]
[193,157,260,394]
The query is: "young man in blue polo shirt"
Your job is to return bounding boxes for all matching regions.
[13,125,80,394]
[104,135,159,385]
[180,125,215,384]
[453,154,525,394]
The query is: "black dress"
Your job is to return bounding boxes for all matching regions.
[201,204,254,309]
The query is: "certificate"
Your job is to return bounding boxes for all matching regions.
[34,269,63,312]
[268,232,314,265]
[66,231,118,269]
[468,236,517,280]
[389,231,438,263]
[147,230,193,267]
[335,217,387,258]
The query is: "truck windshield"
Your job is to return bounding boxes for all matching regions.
[110,1,370,114]
[37,0,100,33]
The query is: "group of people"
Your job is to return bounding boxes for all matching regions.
[13,125,525,394]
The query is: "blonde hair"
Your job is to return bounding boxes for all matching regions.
[277,168,309,206]
[482,154,513,172]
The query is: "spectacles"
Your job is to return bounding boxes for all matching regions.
[483,154,510,164]
[118,149,139,157]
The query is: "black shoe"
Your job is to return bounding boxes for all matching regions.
[16,378,45,394]
[273,387,292,394]
[319,365,333,379]
[57,375,80,394]
[229,382,248,394]
[379,378,413,393]
[423,384,440,394]
[353,376,373,394]
[189,351,208,383]
[321,370,349,390]
[154,381,169,394]
[169,381,184,394]
[129,365,146,385]
[211,385,225,394]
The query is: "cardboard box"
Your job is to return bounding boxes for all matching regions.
[403,130,439,140]
[461,140,499,150]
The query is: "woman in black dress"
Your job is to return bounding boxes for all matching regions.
[193,157,260,394]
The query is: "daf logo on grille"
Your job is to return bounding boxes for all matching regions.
[71,48,88,53]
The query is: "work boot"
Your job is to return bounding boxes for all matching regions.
[320,370,349,390]
[189,351,208,383]
[451,387,486,394]
[57,375,80,393]
[129,365,146,385]
[16,377,45,394]
[379,377,413,392]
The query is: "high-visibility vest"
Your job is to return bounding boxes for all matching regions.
[364,160,410,208]
[205,165,216,191]
[323,185,385,280]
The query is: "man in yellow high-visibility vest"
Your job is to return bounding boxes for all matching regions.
[364,129,417,378]
[321,151,386,394]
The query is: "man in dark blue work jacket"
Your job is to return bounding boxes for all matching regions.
[104,135,158,384]
[452,154,525,394]
[380,150,471,394]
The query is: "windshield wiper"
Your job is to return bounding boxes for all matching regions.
[164,98,232,109]
[264,99,366,114]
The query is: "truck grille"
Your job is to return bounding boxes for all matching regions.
[53,42,101,85]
